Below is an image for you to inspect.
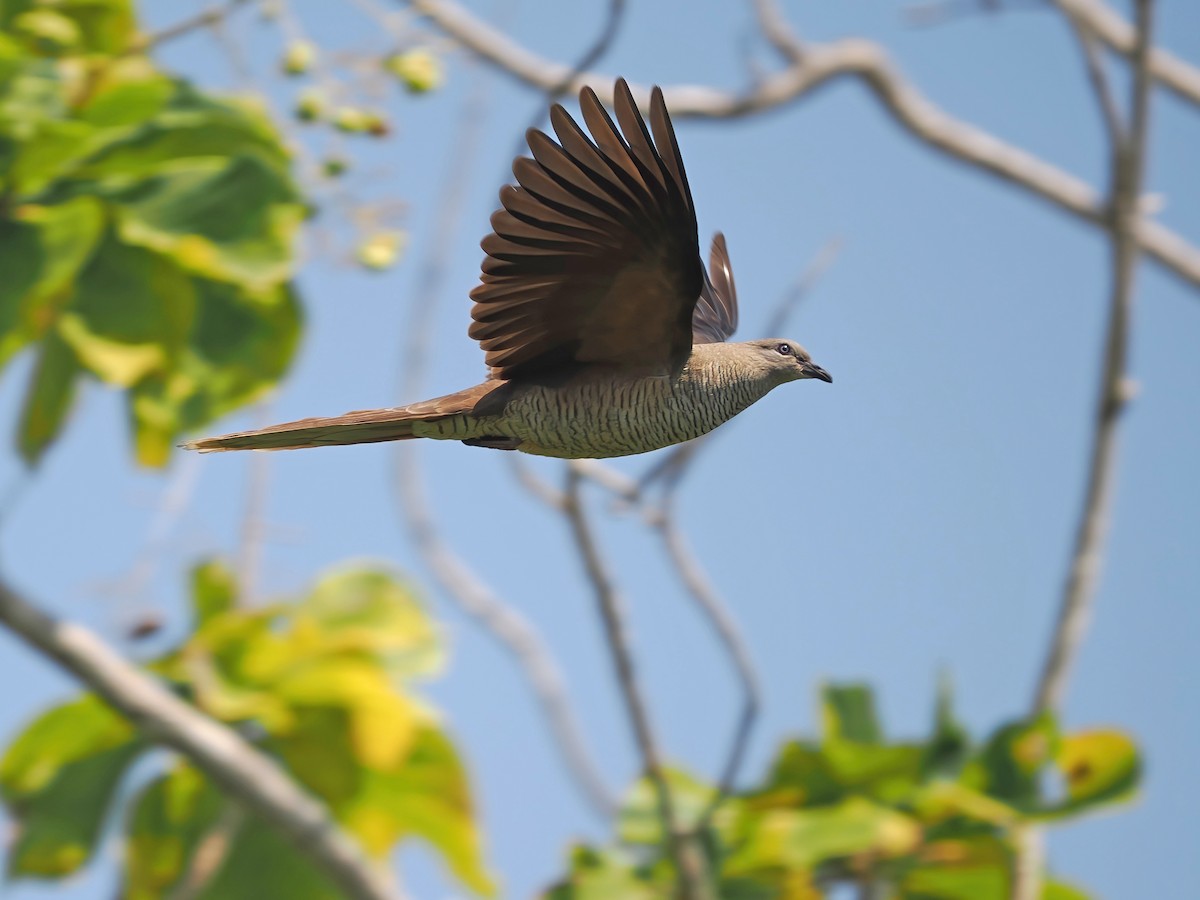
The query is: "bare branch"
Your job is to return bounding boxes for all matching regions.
[132,0,255,54]
[406,0,1200,290]
[648,502,761,828]
[1034,0,1154,719]
[1073,26,1126,150]
[562,466,710,898]
[392,67,615,818]
[0,579,399,900]
[1055,0,1200,107]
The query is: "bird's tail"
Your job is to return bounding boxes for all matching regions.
[181,409,422,452]
[182,385,500,453]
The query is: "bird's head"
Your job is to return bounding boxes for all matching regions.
[744,339,832,385]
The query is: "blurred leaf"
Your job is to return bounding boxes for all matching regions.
[618,767,717,847]
[1048,729,1140,817]
[270,707,363,809]
[350,724,496,896]
[123,764,224,899]
[974,713,1058,810]
[763,740,844,807]
[725,796,921,876]
[110,154,304,287]
[0,197,104,367]
[921,677,971,779]
[194,814,342,900]
[191,558,238,626]
[0,695,145,878]
[0,694,134,799]
[302,566,443,679]
[822,683,883,745]
[0,0,135,55]
[60,232,195,385]
[131,279,301,467]
[17,327,81,463]
[273,658,419,770]
[544,846,661,900]
[1043,878,1092,900]
[897,835,1011,899]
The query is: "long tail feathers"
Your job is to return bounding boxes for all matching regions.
[182,383,504,453]
[181,408,426,452]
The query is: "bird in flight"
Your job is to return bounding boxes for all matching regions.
[185,79,830,460]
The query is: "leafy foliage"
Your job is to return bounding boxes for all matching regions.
[0,0,303,466]
[0,561,495,897]
[548,684,1139,899]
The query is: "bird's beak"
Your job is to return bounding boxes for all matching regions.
[801,361,833,383]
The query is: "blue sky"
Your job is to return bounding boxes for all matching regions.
[2,1,1198,897]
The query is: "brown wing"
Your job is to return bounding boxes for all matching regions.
[692,232,739,343]
[469,78,703,380]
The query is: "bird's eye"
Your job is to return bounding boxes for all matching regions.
[776,343,792,356]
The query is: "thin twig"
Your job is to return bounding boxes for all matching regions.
[1063,15,1125,148]
[391,59,615,818]
[562,466,709,899]
[132,0,254,54]
[1033,0,1153,721]
[650,500,761,829]
[0,579,399,900]
[1055,0,1200,107]
[405,0,1200,291]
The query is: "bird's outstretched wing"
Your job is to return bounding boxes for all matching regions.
[469,78,703,380]
[692,232,739,343]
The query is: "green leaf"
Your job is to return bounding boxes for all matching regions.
[545,846,662,900]
[123,764,224,899]
[1043,878,1092,900]
[110,154,304,287]
[922,677,971,779]
[1047,729,1140,817]
[301,566,442,680]
[618,767,717,847]
[59,231,195,386]
[975,714,1059,810]
[17,326,81,464]
[350,723,496,896]
[273,658,419,771]
[0,197,104,367]
[0,0,136,55]
[0,695,145,878]
[822,683,884,745]
[191,558,238,626]
[194,814,343,900]
[762,739,844,807]
[725,796,921,875]
[270,707,363,810]
[896,835,1011,900]
[132,279,301,467]
[0,694,134,800]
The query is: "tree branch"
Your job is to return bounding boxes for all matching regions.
[1055,0,1200,107]
[0,579,399,900]
[649,500,761,829]
[1018,3,1155,897]
[405,0,1200,290]
[1033,0,1153,720]
[562,466,709,898]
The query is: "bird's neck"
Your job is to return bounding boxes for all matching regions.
[681,343,782,393]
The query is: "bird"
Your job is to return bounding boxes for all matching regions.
[183,78,830,460]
